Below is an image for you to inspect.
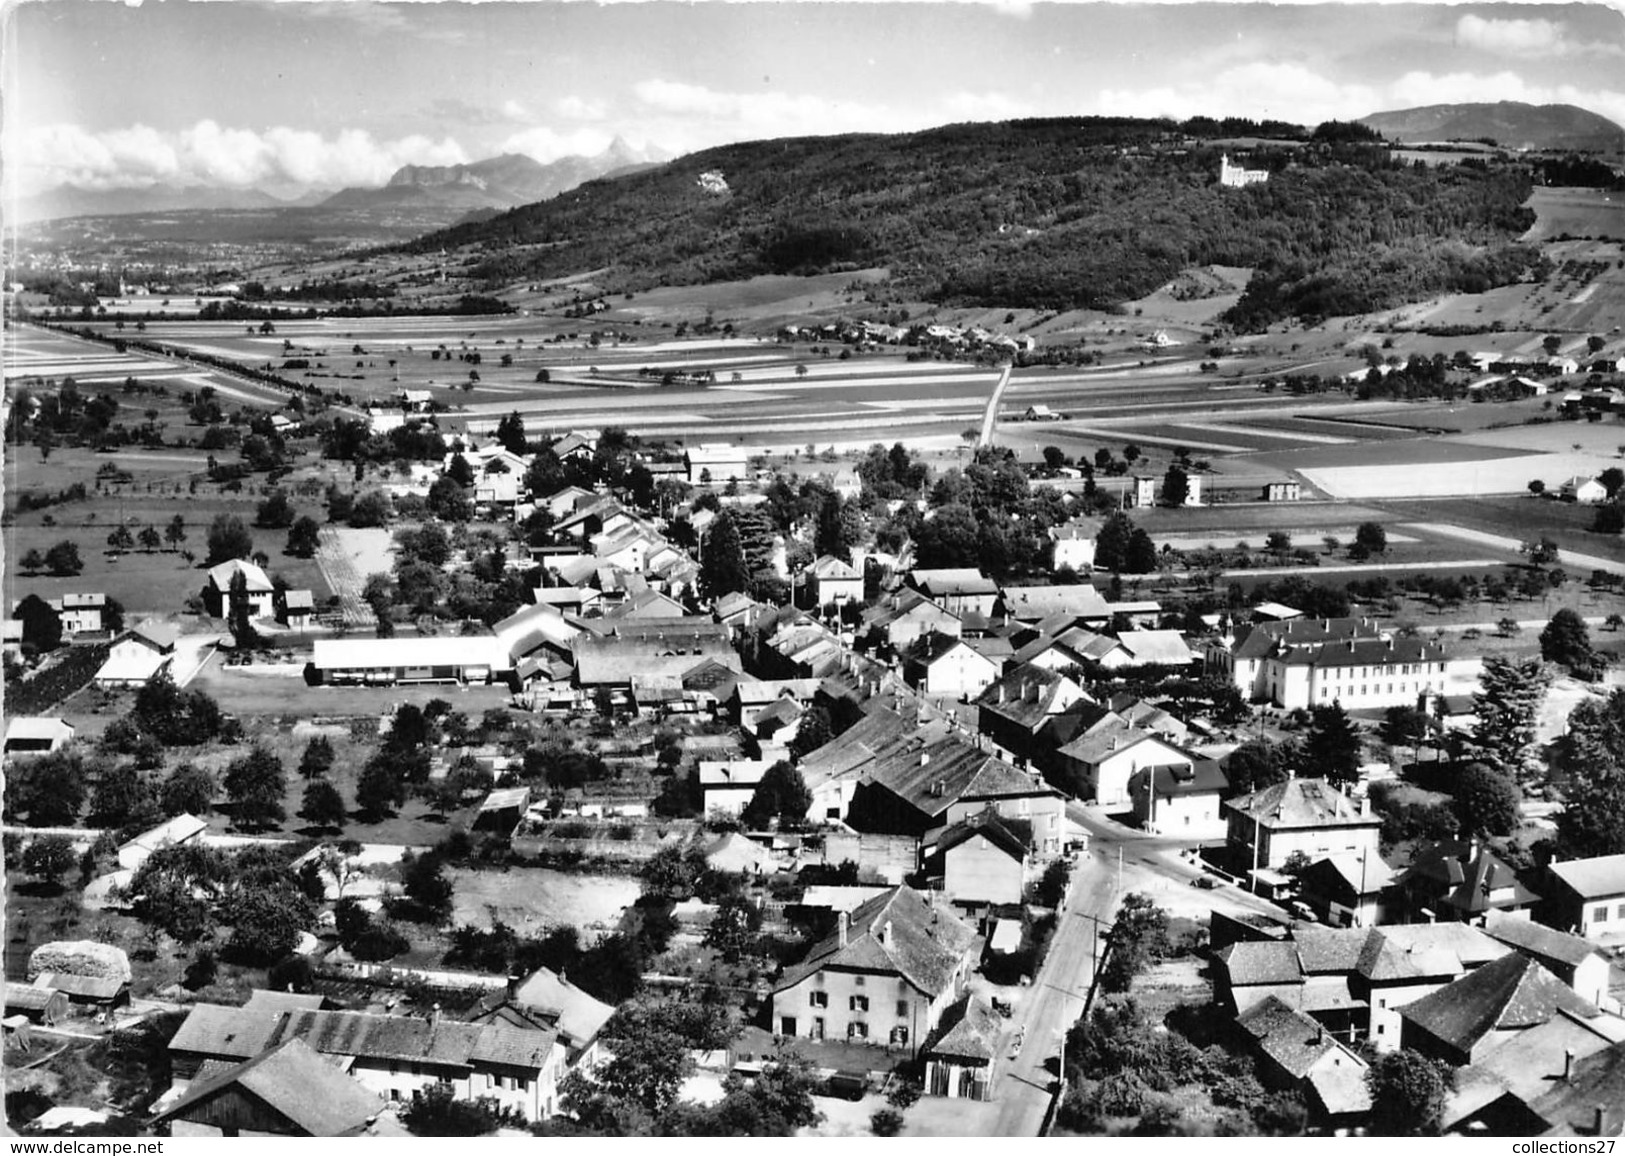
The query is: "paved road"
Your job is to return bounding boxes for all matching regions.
[978,364,1014,448]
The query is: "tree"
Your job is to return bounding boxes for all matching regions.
[1354,521,1388,555]
[1094,512,1135,572]
[160,763,215,817]
[740,760,812,829]
[301,780,347,830]
[107,525,135,553]
[814,491,860,563]
[1541,608,1599,678]
[223,883,314,965]
[640,844,709,904]
[227,570,259,649]
[494,411,528,456]
[1472,657,1551,776]
[402,1085,514,1137]
[284,515,321,558]
[1594,504,1625,535]
[426,475,474,522]
[23,835,77,887]
[1035,858,1072,908]
[88,761,161,831]
[1224,739,1295,796]
[870,1108,904,1136]
[298,736,335,780]
[1100,893,1169,993]
[1522,536,1560,567]
[1367,1050,1448,1136]
[205,514,254,566]
[788,703,834,760]
[137,525,162,553]
[44,540,83,576]
[1305,703,1361,787]
[400,850,454,921]
[223,746,287,831]
[1454,763,1521,836]
[165,514,187,551]
[912,503,981,569]
[700,511,749,600]
[255,489,297,529]
[356,758,407,817]
[1125,528,1158,574]
[1379,705,1430,753]
[1265,530,1292,556]
[1602,468,1625,499]
[1528,479,1546,496]
[4,751,86,826]
[15,593,63,651]
[19,547,44,574]
[1161,465,1189,508]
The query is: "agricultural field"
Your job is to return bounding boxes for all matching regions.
[1519,186,1625,243]
[1378,494,1625,567]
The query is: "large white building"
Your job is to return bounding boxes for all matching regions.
[1219,153,1269,188]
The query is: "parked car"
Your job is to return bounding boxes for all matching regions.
[1191,875,1217,890]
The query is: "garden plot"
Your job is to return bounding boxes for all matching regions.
[446,868,640,936]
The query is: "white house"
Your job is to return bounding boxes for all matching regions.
[807,555,864,608]
[205,559,275,618]
[1561,476,1608,504]
[686,444,749,485]
[1050,520,1100,573]
[55,593,108,635]
[94,621,179,688]
[907,632,1000,701]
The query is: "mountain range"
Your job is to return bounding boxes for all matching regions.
[13,137,670,226]
[1358,101,1625,154]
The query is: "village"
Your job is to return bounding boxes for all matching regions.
[7,395,1625,1139]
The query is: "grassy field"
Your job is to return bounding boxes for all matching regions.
[1520,187,1625,244]
[446,868,640,934]
[1379,495,1625,566]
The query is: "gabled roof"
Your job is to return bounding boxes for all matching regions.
[998,585,1111,621]
[1115,630,1196,666]
[908,568,997,597]
[868,736,1049,819]
[1483,911,1606,970]
[1225,778,1379,831]
[3,717,74,744]
[1547,853,1625,900]
[1531,1040,1625,1135]
[282,589,315,611]
[1400,840,1540,915]
[928,996,1003,1062]
[1293,927,1372,975]
[810,555,861,580]
[1276,635,1448,671]
[864,587,960,630]
[1238,995,1364,1083]
[975,662,1083,730]
[154,1038,381,1136]
[934,808,1030,862]
[1057,722,1183,768]
[129,619,182,650]
[911,630,988,668]
[119,812,208,858]
[1357,930,1465,984]
[1217,940,1304,986]
[1302,852,1396,898]
[774,885,975,998]
[1228,616,1383,661]
[1399,953,1598,1052]
[170,1004,283,1060]
[510,967,615,1049]
[206,557,273,593]
[34,972,125,999]
[1130,759,1229,800]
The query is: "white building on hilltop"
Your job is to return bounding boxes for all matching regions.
[1219,154,1269,188]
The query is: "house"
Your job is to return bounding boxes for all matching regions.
[685,443,748,485]
[55,593,107,635]
[470,969,615,1073]
[997,584,1111,625]
[169,1003,566,1122]
[1050,520,1101,573]
[474,787,531,835]
[922,997,1002,1101]
[974,663,1087,768]
[814,830,920,886]
[1543,853,1625,941]
[313,636,509,686]
[1561,476,1609,504]
[807,555,864,608]
[153,1038,384,1137]
[1398,953,1601,1067]
[276,589,316,631]
[1219,153,1269,187]
[862,588,962,651]
[1095,629,1196,670]
[1262,481,1302,502]
[1128,759,1229,837]
[1442,1008,1625,1135]
[1236,996,1372,1125]
[1053,724,1201,810]
[31,971,130,1011]
[395,388,432,411]
[731,678,823,731]
[540,485,595,521]
[118,812,209,871]
[204,559,275,618]
[3,717,75,755]
[770,886,977,1053]
[905,632,999,701]
[1483,911,1612,1007]
[1214,941,1307,1015]
[1225,778,1382,874]
[1297,852,1395,929]
[549,432,596,462]
[699,759,775,817]
[94,620,179,688]
[927,808,1032,906]
[1012,627,1116,673]
[907,569,998,618]
[1395,840,1540,924]
[1268,634,1456,712]
[5,982,68,1027]
[1206,616,1385,704]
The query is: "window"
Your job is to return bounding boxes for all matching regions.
[855,975,866,987]
[517,1078,530,1092]
[494,1075,506,1090]
[850,995,869,1012]
[1595,905,1610,923]
[849,1022,868,1040]
[896,1000,909,1017]
[891,1026,909,1046]
[1618,903,1625,920]
[810,991,828,1008]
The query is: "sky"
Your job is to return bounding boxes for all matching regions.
[4,0,1624,197]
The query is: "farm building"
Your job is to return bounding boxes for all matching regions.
[204,559,275,618]
[56,592,108,635]
[94,620,179,688]
[1024,404,1061,421]
[1130,476,1158,508]
[1262,481,1302,502]
[474,787,532,834]
[3,717,75,755]
[153,1037,385,1138]
[312,635,510,685]
[32,971,130,1011]
[119,812,209,871]
[907,569,999,617]
[277,589,316,630]
[1560,475,1608,504]
[923,997,1002,1102]
[5,982,68,1026]
[685,443,748,485]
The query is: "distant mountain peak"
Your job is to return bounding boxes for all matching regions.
[1359,101,1625,153]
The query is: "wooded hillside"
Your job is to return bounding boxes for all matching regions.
[400,118,1542,331]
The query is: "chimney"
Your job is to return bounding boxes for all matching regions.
[1360,795,1371,817]
[1595,1105,1608,1137]
[998,684,1007,705]
[838,911,849,948]
[431,1002,441,1023]
[881,919,893,948]
[507,974,520,1000]
[1314,1024,1325,1046]
[1564,1049,1576,1081]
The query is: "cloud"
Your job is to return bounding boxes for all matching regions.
[498,125,617,164]
[943,91,1038,121]
[9,120,468,193]
[553,95,608,121]
[632,79,887,138]
[1455,15,1567,58]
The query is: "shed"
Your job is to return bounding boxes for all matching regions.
[5,982,68,1026]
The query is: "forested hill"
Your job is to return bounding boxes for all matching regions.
[399,117,1542,330]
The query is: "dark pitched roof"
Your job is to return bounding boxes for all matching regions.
[1292,927,1372,975]
[1275,635,1448,670]
[775,885,975,998]
[868,736,1049,819]
[1399,953,1598,1052]
[154,1038,382,1136]
[1217,940,1304,986]
[934,808,1030,862]
[1237,995,1351,1080]
[1532,1042,1625,1135]
[1483,911,1606,970]
[1399,841,1541,915]
[1130,758,1229,800]
[975,662,1082,730]
[1225,778,1380,830]
[928,996,1003,1062]
[1229,616,1384,661]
